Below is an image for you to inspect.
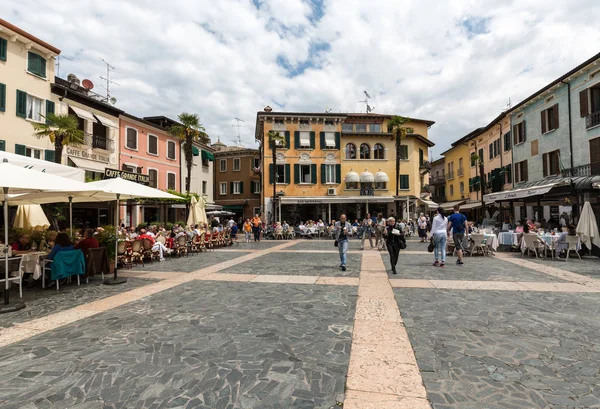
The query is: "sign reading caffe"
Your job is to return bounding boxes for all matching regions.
[67,147,110,163]
[104,168,150,185]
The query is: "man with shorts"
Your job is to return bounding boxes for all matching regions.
[447,204,468,265]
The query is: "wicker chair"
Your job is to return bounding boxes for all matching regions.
[174,235,188,257]
[141,238,160,262]
[130,240,145,266]
[204,232,213,251]
[191,234,202,253]
[117,240,132,269]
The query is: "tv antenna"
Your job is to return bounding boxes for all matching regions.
[99,59,120,102]
[232,117,244,146]
[358,90,375,113]
[324,106,332,113]
[503,97,512,111]
[55,55,73,77]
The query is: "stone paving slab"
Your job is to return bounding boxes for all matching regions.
[394,288,600,408]
[0,277,157,329]
[234,241,291,250]
[382,253,568,282]
[0,281,357,409]
[289,239,366,251]
[130,251,254,272]
[503,253,600,280]
[218,251,362,277]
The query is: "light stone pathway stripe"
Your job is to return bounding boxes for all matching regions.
[344,251,431,409]
[389,278,599,292]
[495,252,600,290]
[0,241,298,348]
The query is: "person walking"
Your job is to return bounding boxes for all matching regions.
[375,213,386,251]
[417,213,427,242]
[383,217,403,274]
[447,204,468,265]
[243,218,252,243]
[251,214,261,242]
[431,207,449,268]
[360,213,374,250]
[334,214,352,272]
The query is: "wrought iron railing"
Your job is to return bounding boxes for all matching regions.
[79,133,114,152]
[446,171,454,180]
[561,164,591,177]
[586,111,600,130]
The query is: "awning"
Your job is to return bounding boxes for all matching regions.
[93,113,118,129]
[484,181,567,202]
[420,199,438,208]
[69,105,97,123]
[325,132,336,147]
[280,196,395,205]
[360,171,374,183]
[441,200,466,210]
[223,205,244,210]
[594,182,600,189]
[375,171,389,183]
[201,150,214,161]
[459,202,483,211]
[345,172,359,183]
[300,132,310,147]
[69,156,108,173]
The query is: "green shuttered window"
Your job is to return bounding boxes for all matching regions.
[45,100,55,124]
[0,83,5,112]
[400,175,409,190]
[27,52,47,78]
[0,140,5,151]
[16,90,27,117]
[15,144,26,156]
[0,37,7,61]
[45,150,55,162]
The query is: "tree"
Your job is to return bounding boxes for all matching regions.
[169,113,209,193]
[267,130,286,223]
[32,113,85,164]
[388,116,413,218]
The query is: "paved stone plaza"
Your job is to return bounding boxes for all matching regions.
[1,238,600,408]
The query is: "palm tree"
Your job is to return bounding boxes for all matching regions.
[388,116,413,218]
[267,130,286,223]
[32,113,85,164]
[169,113,209,193]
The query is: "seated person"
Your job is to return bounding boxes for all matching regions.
[47,233,75,261]
[515,222,524,233]
[526,219,536,232]
[517,223,531,249]
[74,229,99,255]
[556,224,577,255]
[230,223,238,239]
[282,221,290,231]
[298,221,306,230]
[11,234,31,254]
[138,229,169,261]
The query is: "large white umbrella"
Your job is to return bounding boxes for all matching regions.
[13,205,50,229]
[576,201,599,250]
[11,177,181,284]
[0,160,92,312]
[186,196,207,227]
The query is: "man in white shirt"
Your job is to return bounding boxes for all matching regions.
[227,218,236,228]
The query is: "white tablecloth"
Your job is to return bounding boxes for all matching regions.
[484,234,499,251]
[498,232,519,246]
[20,252,47,280]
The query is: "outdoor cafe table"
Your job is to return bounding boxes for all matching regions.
[484,234,499,251]
[498,232,519,246]
[16,251,48,280]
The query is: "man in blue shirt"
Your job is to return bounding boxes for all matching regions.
[447,204,468,265]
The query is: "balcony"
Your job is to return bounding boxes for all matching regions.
[562,164,592,177]
[298,122,311,130]
[419,161,432,170]
[430,175,446,185]
[446,171,455,180]
[273,122,286,131]
[81,133,115,153]
[457,168,464,177]
[585,111,600,130]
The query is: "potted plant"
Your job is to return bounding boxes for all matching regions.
[96,225,117,273]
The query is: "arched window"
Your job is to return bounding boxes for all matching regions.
[373,143,385,159]
[360,143,370,159]
[345,143,357,159]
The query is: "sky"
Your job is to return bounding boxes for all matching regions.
[2,0,599,158]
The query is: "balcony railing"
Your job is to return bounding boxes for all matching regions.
[273,122,286,131]
[298,122,311,130]
[430,175,445,185]
[585,111,600,130]
[457,168,464,177]
[419,161,432,170]
[562,164,591,177]
[80,133,115,152]
[446,171,455,180]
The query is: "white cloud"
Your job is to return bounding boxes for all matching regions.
[2,0,599,156]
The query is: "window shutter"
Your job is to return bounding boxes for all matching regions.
[580,89,589,117]
[0,140,5,151]
[16,90,27,118]
[523,160,528,182]
[521,121,526,142]
[45,100,55,124]
[507,165,512,184]
[39,57,46,78]
[541,110,547,134]
[284,131,290,149]
[309,131,315,149]
[269,164,274,184]
[0,83,5,112]
[552,104,559,129]
[239,182,243,194]
[294,164,300,184]
[28,52,38,75]
[321,164,326,184]
[250,180,255,193]
[512,124,518,145]
[15,144,26,155]
[542,153,548,177]
[311,164,317,184]
[285,164,290,184]
[44,150,55,162]
[230,182,234,194]
[335,164,341,184]
[334,132,340,149]
[320,132,325,149]
[489,144,493,160]
[0,38,7,61]
[294,131,300,149]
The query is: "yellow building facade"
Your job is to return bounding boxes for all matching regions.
[0,18,61,159]
[255,108,435,223]
[442,143,470,203]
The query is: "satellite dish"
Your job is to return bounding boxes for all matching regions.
[82,79,94,90]
[109,97,117,105]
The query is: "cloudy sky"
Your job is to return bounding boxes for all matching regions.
[3,0,599,157]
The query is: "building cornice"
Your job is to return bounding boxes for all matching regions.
[0,18,61,55]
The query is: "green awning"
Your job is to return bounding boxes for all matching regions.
[201,150,214,161]
[223,205,244,210]
[192,146,200,156]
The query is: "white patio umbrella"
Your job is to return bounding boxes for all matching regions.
[576,201,599,250]
[13,205,51,229]
[11,177,181,285]
[0,159,92,313]
[186,196,207,227]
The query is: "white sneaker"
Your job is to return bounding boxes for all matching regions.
[159,258,165,262]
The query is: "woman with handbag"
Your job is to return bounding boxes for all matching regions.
[383,217,406,274]
[431,207,449,268]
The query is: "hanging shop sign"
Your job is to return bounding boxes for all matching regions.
[104,168,150,185]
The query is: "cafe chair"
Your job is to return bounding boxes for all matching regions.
[43,250,85,292]
[275,226,284,240]
[522,233,543,259]
[0,256,25,298]
[469,234,488,257]
[86,247,110,282]
[559,235,582,262]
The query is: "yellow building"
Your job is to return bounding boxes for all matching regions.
[255,107,435,223]
[442,142,470,203]
[0,18,61,159]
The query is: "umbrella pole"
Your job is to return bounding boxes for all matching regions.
[1,188,26,313]
[69,196,73,239]
[104,194,127,285]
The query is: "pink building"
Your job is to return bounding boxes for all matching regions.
[118,113,183,226]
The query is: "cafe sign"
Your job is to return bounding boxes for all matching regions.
[104,168,150,185]
[67,147,110,163]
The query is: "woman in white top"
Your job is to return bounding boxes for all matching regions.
[431,207,449,267]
